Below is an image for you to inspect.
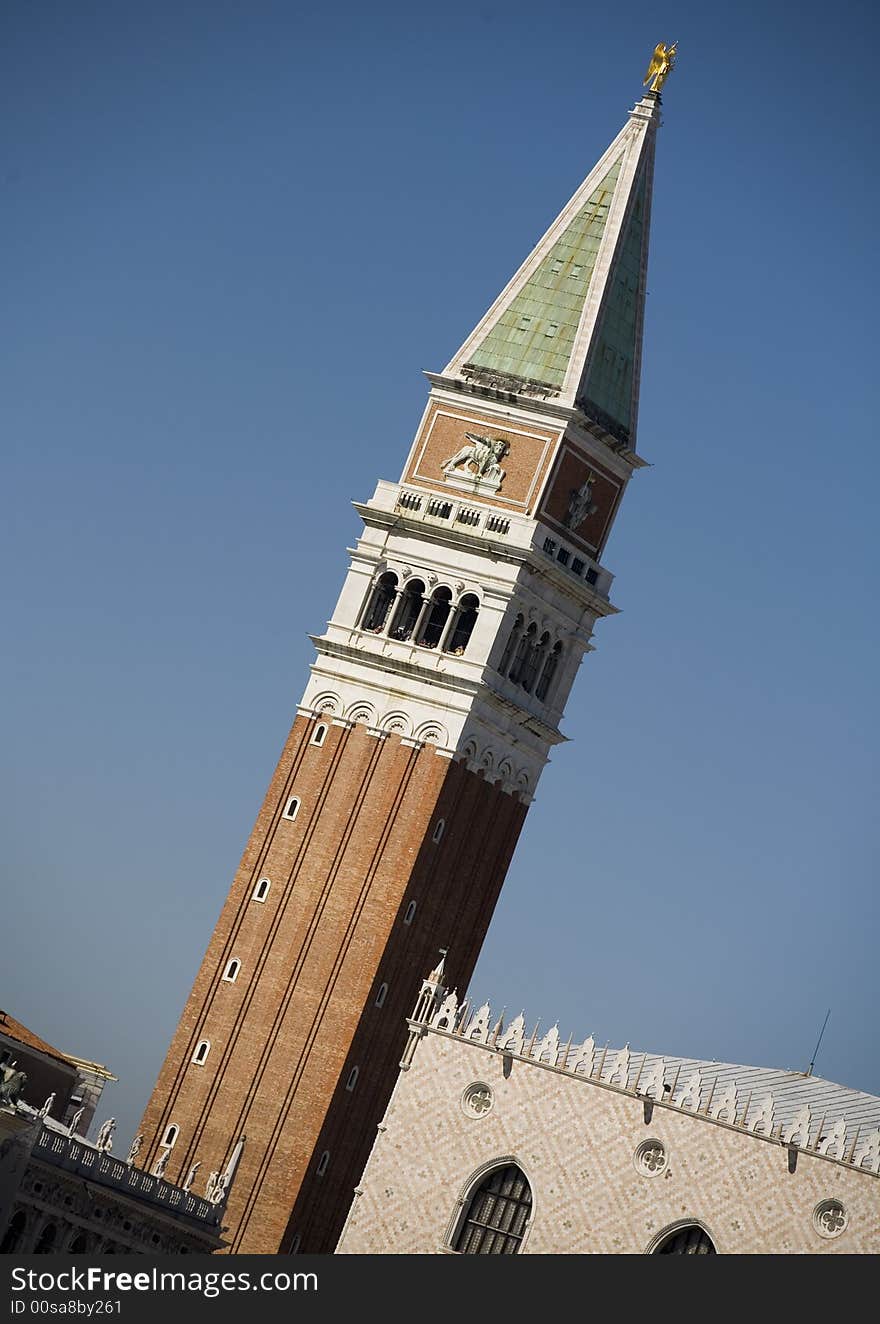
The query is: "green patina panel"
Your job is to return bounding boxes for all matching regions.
[578,167,647,440]
[468,158,623,388]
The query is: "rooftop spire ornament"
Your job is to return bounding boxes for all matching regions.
[643,41,677,94]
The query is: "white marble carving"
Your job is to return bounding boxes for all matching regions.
[817,1118,847,1160]
[606,1045,630,1089]
[783,1105,811,1148]
[642,1058,666,1100]
[432,991,459,1031]
[465,1003,492,1043]
[853,1129,880,1173]
[676,1070,702,1111]
[751,1093,775,1136]
[535,1024,560,1065]
[569,1035,595,1076]
[498,1013,526,1055]
[710,1082,738,1123]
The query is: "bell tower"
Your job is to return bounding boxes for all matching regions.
[139,84,667,1253]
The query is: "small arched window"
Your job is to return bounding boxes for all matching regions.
[345,1067,359,1092]
[222,959,241,983]
[361,571,398,633]
[453,1165,532,1255]
[311,723,327,747]
[375,983,388,1008]
[432,819,445,844]
[653,1224,717,1255]
[192,1040,211,1066]
[535,641,563,703]
[289,1234,301,1255]
[316,1151,330,1176]
[403,901,417,926]
[389,579,425,642]
[417,587,452,649]
[282,796,301,821]
[252,877,270,902]
[161,1124,179,1148]
[68,1232,90,1254]
[445,594,480,655]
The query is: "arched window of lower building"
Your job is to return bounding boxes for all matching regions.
[452,1164,532,1255]
[445,594,480,655]
[417,587,452,649]
[68,1232,90,1254]
[34,1223,58,1254]
[0,1211,27,1254]
[653,1224,716,1255]
[389,579,425,642]
[360,572,398,633]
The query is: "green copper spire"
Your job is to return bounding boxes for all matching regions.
[577,166,648,441]
[467,159,622,390]
[444,92,661,451]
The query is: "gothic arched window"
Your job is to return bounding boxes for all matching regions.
[389,579,425,642]
[653,1224,716,1255]
[452,1164,532,1255]
[34,1223,58,1254]
[445,594,480,656]
[361,572,398,633]
[417,587,452,649]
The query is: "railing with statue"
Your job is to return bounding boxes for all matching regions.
[31,1128,222,1225]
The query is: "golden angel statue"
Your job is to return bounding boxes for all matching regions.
[643,42,677,93]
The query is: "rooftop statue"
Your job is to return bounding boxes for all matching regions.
[0,1067,27,1108]
[643,42,677,94]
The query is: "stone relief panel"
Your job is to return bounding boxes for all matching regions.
[539,443,623,555]
[403,404,559,513]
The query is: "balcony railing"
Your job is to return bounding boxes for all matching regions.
[32,1128,221,1226]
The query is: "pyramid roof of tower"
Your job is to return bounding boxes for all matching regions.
[443,92,662,449]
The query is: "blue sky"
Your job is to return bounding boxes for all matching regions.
[2,0,878,1150]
